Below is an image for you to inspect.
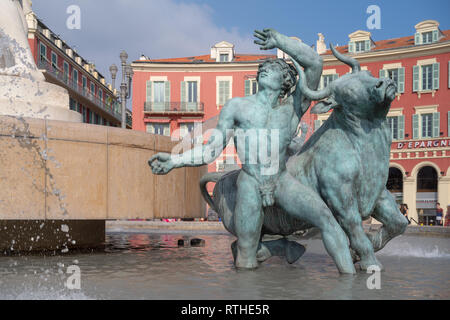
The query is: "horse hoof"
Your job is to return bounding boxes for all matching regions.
[286,241,306,264]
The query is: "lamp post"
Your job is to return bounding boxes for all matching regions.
[110,51,133,128]
[109,64,118,90]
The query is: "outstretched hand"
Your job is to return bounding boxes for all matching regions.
[254,28,279,50]
[148,152,175,175]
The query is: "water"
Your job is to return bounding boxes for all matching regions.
[0,232,449,300]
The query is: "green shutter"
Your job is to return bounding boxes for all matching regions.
[244,80,251,96]
[432,63,439,90]
[225,81,230,104]
[448,61,450,89]
[448,111,450,137]
[414,32,421,45]
[432,112,440,138]
[314,120,321,132]
[412,114,419,139]
[146,81,152,102]
[398,115,405,140]
[163,124,170,137]
[365,40,371,52]
[164,81,170,103]
[180,81,186,105]
[379,69,387,78]
[348,41,354,53]
[318,76,324,90]
[412,65,420,92]
[398,67,405,93]
[432,30,438,43]
[146,124,154,134]
[219,81,224,105]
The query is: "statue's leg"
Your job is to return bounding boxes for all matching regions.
[258,238,306,264]
[334,207,383,271]
[275,172,356,274]
[233,173,264,269]
[368,189,408,252]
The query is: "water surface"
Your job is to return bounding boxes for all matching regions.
[0,232,448,299]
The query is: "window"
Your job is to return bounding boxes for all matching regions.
[82,106,86,122]
[63,61,69,83]
[422,65,433,91]
[220,54,229,62]
[73,69,78,85]
[99,89,103,102]
[187,81,198,103]
[413,63,440,92]
[355,41,365,53]
[245,79,258,96]
[154,81,165,103]
[89,110,94,124]
[180,123,195,138]
[146,123,170,136]
[421,113,433,138]
[69,98,77,111]
[323,75,335,88]
[218,80,230,106]
[82,76,87,93]
[388,116,399,140]
[422,32,433,44]
[388,69,398,84]
[39,43,47,62]
[51,52,58,69]
[90,83,95,96]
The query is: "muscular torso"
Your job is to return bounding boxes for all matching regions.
[231,95,299,185]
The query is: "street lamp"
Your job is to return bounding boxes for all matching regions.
[110,50,133,128]
[109,64,118,90]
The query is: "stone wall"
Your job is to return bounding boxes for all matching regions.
[0,115,207,220]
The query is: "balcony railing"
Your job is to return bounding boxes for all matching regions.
[144,101,204,113]
[38,59,122,121]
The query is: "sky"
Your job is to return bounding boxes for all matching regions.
[31,0,450,86]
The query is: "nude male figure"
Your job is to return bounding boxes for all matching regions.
[149,29,351,270]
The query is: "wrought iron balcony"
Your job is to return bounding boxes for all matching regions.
[38,59,122,121]
[144,101,204,114]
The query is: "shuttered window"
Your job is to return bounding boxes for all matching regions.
[245,79,258,96]
[387,115,404,140]
[218,81,230,106]
[422,65,433,90]
[413,112,440,139]
[146,123,170,136]
[413,63,439,92]
[388,117,398,140]
[379,68,405,93]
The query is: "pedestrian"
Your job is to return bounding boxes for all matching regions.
[400,203,410,224]
[436,202,444,226]
[444,205,450,227]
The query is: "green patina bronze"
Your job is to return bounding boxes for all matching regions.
[149,29,408,274]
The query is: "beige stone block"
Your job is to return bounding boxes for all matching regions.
[45,140,107,219]
[154,134,177,153]
[108,145,156,219]
[184,166,207,218]
[153,168,186,218]
[108,126,155,150]
[0,136,46,219]
[0,115,45,138]
[46,119,107,144]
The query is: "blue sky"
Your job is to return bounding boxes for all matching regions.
[32,0,450,84]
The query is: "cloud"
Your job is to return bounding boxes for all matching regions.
[32,0,258,78]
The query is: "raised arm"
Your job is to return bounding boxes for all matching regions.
[254,28,323,117]
[149,100,235,174]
